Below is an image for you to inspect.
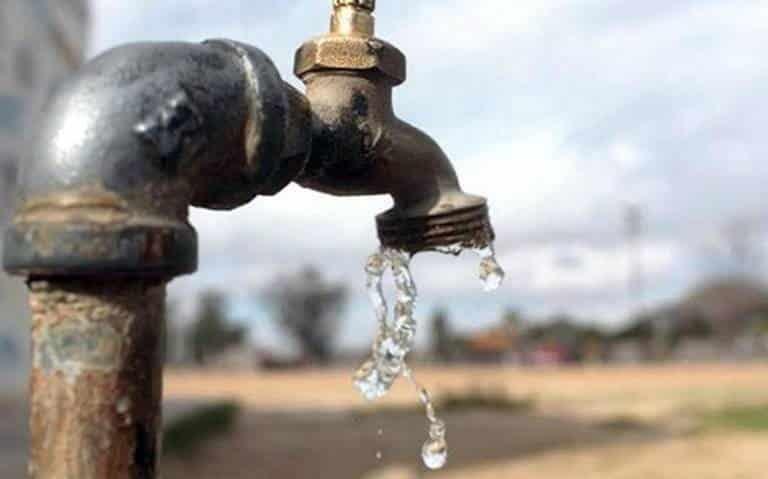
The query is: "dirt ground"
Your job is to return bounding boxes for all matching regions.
[435,433,768,479]
[164,363,768,419]
[4,364,767,477]
[161,363,768,479]
[163,409,658,479]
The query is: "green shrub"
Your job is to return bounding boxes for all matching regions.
[701,404,768,432]
[163,401,241,456]
[354,388,535,417]
[597,415,650,431]
[437,388,535,413]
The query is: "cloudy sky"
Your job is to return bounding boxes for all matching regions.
[88,0,767,350]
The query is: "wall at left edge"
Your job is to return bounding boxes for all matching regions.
[0,0,90,397]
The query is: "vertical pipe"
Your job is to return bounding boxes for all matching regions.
[27,279,166,479]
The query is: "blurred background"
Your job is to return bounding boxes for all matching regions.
[2,0,768,477]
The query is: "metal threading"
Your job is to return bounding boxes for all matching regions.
[377,204,496,253]
[334,0,375,11]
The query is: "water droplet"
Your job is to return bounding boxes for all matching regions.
[366,253,389,325]
[378,428,384,436]
[436,243,463,256]
[474,245,505,292]
[422,438,448,470]
[479,257,505,291]
[358,242,503,470]
[355,248,421,401]
[365,251,389,275]
[354,359,388,401]
[418,388,432,406]
[425,403,438,424]
[376,451,383,461]
[429,420,446,439]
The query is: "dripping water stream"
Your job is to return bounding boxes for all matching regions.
[354,243,505,470]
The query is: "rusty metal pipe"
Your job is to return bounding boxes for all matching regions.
[4,39,311,278]
[3,38,311,479]
[28,279,165,478]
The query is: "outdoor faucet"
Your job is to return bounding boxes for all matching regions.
[296,0,495,252]
[2,1,498,477]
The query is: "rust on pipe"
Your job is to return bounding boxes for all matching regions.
[27,279,166,479]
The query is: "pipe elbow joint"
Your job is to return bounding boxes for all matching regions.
[3,40,311,279]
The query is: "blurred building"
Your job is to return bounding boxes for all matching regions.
[0,0,89,394]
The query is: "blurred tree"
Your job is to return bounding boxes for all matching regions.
[525,314,608,362]
[263,267,347,364]
[187,291,248,365]
[669,314,714,347]
[430,309,453,362]
[614,313,654,341]
[502,308,523,330]
[722,217,763,277]
[678,276,768,346]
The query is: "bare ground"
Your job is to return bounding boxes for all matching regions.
[435,433,768,479]
[162,409,660,479]
[4,364,768,478]
[161,363,768,479]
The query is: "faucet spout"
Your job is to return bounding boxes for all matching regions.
[294,1,495,253]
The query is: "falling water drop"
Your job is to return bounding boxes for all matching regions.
[356,241,504,471]
[403,367,448,470]
[354,358,387,401]
[354,248,418,400]
[436,243,464,256]
[475,245,505,292]
[365,252,390,325]
[421,438,448,470]
[422,421,448,471]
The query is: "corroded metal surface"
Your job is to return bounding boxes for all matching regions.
[4,40,311,278]
[294,36,406,84]
[296,0,401,81]
[295,2,495,253]
[28,279,166,479]
[4,222,197,279]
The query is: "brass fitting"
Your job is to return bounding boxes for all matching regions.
[294,0,405,86]
[293,2,495,253]
[331,0,375,36]
[333,0,375,10]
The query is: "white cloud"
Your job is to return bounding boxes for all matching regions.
[387,0,566,54]
[518,241,679,292]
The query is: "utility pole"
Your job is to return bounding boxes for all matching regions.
[722,217,762,278]
[624,203,645,315]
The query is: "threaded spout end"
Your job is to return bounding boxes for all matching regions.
[377,202,496,254]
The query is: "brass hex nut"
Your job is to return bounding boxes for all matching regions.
[294,35,406,85]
